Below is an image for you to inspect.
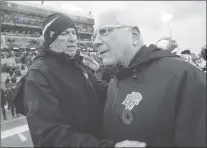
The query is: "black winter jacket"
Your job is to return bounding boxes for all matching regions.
[103,45,206,147]
[24,49,113,147]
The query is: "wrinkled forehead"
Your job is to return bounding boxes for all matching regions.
[94,10,125,30]
[95,18,121,30]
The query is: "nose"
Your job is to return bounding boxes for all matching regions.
[67,34,75,42]
[67,32,76,40]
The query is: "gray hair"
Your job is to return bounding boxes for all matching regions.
[94,8,139,28]
[94,8,144,45]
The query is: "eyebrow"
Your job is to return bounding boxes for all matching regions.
[68,29,76,31]
[60,31,68,34]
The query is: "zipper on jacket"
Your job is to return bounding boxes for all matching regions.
[132,67,138,79]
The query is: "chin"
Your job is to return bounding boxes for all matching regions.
[66,51,76,57]
[102,58,117,66]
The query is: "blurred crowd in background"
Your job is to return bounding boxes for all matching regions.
[1,48,37,88]
[1,10,94,36]
[1,48,37,120]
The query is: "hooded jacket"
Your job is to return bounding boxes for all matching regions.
[103,45,206,147]
[24,48,113,147]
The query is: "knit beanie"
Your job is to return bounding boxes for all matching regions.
[42,13,78,48]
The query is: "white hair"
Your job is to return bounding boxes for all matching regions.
[94,8,138,29]
[157,39,171,50]
[94,8,144,46]
[157,38,178,53]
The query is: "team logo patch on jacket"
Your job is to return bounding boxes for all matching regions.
[122,92,143,111]
[122,92,143,125]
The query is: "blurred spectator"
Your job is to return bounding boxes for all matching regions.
[157,37,178,54]
[21,55,26,64]
[180,50,202,68]
[21,65,25,70]
[7,86,19,118]
[201,45,206,72]
[11,77,17,83]
[181,50,191,55]
[1,88,7,120]
[180,50,192,62]
[9,71,13,78]
[5,76,10,84]
[14,66,22,76]
[21,65,28,76]
[201,45,206,61]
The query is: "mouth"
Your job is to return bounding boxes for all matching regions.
[99,50,110,55]
[67,40,76,48]
[68,40,75,44]
[67,45,75,48]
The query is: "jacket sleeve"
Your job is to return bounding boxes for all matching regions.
[173,67,206,147]
[24,69,113,147]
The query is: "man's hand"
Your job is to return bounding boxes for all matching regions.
[115,140,146,147]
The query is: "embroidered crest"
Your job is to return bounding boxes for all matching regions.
[122,92,143,111]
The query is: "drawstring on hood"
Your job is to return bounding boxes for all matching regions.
[132,68,138,79]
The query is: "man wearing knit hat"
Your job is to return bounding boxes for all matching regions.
[41,12,78,58]
[24,13,113,147]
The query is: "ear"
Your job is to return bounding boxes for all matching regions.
[131,27,140,46]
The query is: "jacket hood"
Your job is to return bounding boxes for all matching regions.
[34,46,83,67]
[107,44,179,80]
[128,44,178,68]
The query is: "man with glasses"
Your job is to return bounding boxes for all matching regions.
[93,9,206,147]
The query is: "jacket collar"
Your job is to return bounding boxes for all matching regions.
[128,44,178,68]
[35,47,83,67]
[108,44,178,80]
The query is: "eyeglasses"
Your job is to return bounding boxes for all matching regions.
[91,25,133,42]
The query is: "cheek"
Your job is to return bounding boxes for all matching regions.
[55,42,66,49]
[107,35,128,59]
[73,34,77,40]
[56,36,68,43]
[52,41,67,52]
